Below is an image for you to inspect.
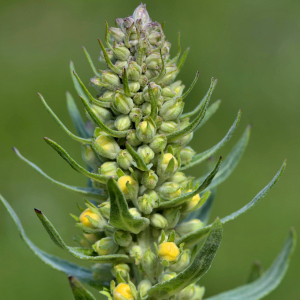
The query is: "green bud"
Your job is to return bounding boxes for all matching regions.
[161,86,176,99]
[127,61,142,81]
[176,219,204,237]
[160,98,184,121]
[113,44,130,61]
[143,83,162,102]
[92,237,119,255]
[174,132,194,146]
[145,69,160,80]
[129,245,143,262]
[157,153,179,178]
[133,92,145,105]
[180,147,196,165]
[149,134,167,153]
[159,121,178,134]
[137,145,155,164]
[114,114,132,131]
[162,207,181,229]
[142,248,157,275]
[150,213,168,229]
[112,263,130,279]
[141,102,151,116]
[126,130,142,147]
[98,90,114,103]
[148,31,161,45]
[93,134,120,160]
[177,284,195,300]
[99,48,114,63]
[144,189,159,204]
[159,64,179,87]
[109,27,125,43]
[98,201,110,219]
[81,145,101,169]
[138,194,155,214]
[129,108,142,125]
[139,75,148,88]
[159,182,181,200]
[136,119,156,143]
[145,52,162,69]
[105,120,116,130]
[113,92,134,114]
[117,150,133,170]
[141,170,158,189]
[113,230,132,247]
[117,175,139,200]
[168,172,188,185]
[169,250,190,272]
[89,105,113,123]
[192,286,205,300]
[138,280,152,298]
[102,70,121,89]
[132,3,151,24]
[128,81,140,93]
[99,161,119,177]
[158,272,177,283]
[115,60,128,70]
[129,207,141,217]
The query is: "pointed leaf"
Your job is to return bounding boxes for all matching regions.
[180,110,241,171]
[177,47,190,72]
[44,138,109,184]
[82,46,101,77]
[177,161,287,248]
[68,276,96,300]
[70,61,89,102]
[125,142,149,171]
[107,178,150,234]
[34,208,131,263]
[147,218,223,299]
[159,157,222,208]
[205,228,296,300]
[13,148,106,201]
[0,194,108,289]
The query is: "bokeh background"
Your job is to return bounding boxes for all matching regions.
[0,0,299,299]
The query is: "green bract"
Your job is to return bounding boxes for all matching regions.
[0,3,296,300]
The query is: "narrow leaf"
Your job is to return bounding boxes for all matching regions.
[13,148,106,201]
[82,46,101,77]
[125,142,149,171]
[0,194,107,288]
[205,228,296,300]
[34,208,131,263]
[180,110,241,171]
[44,138,108,184]
[70,61,89,102]
[68,276,96,300]
[107,178,150,234]
[177,47,190,72]
[147,218,223,299]
[177,160,287,248]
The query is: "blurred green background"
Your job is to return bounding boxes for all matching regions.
[0,0,299,299]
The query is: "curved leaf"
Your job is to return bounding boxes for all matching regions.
[177,47,190,72]
[107,178,150,234]
[177,161,286,248]
[82,46,101,78]
[68,276,96,300]
[70,61,89,102]
[0,194,107,289]
[147,218,223,299]
[13,148,106,201]
[125,142,149,171]
[34,208,131,263]
[205,228,296,300]
[180,110,241,171]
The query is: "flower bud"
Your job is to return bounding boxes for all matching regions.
[163,207,181,229]
[192,286,205,300]
[99,161,119,177]
[145,69,159,80]
[136,119,156,143]
[98,90,114,103]
[139,75,148,88]
[145,52,162,69]
[99,49,114,63]
[176,219,204,237]
[137,145,155,164]
[128,81,140,93]
[113,230,132,247]
[159,65,179,87]
[129,245,143,261]
[158,272,177,283]
[144,189,159,204]
[158,242,180,262]
[141,170,158,189]
[129,108,142,125]
[150,213,168,229]
[127,61,142,81]
[133,92,144,105]
[180,147,196,165]
[159,182,181,200]
[98,201,110,219]
[141,248,157,275]
[92,237,119,255]
[126,130,142,147]
[129,207,141,217]
[138,280,152,297]
[114,115,132,131]
[161,86,176,99]
[168,172,188,186]
[141,102,151,116]
[178,284,195,300]
[182,189,201,212]
[81,233,99,247]
[89,105,113,123]
[159,121,178,134]
[143,83,162,102]
[113,92,134,114]
[79,209,101,229]
[113,45,130,61]
[157,153,178,177]
[138,194,155,214]
[115,60,128,70]
[148,134,167,153]
[132,3,151,24]
[148,31,161,45]
[102,70,121,89]
[160,98,184,121]
[117,175,139,199]
[174,132,194,146]
[109,27,125,43]
[81,145,101,169]
[117,150,133,170]
[113,283,134,300]
[169,250,190,272]
[93,134,120,160]
[112,264,130,278]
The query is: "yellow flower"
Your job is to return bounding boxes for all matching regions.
[139,121,148,133]
[79,209,100,228]
[96,135,115,151]
[186,189,201,210]
[117,175,137,195]
[113,283,134,300]
[158,242,180,262]
[162,153,178,168]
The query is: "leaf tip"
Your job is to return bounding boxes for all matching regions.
[34,208,42,214]
[12,147,19,154]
